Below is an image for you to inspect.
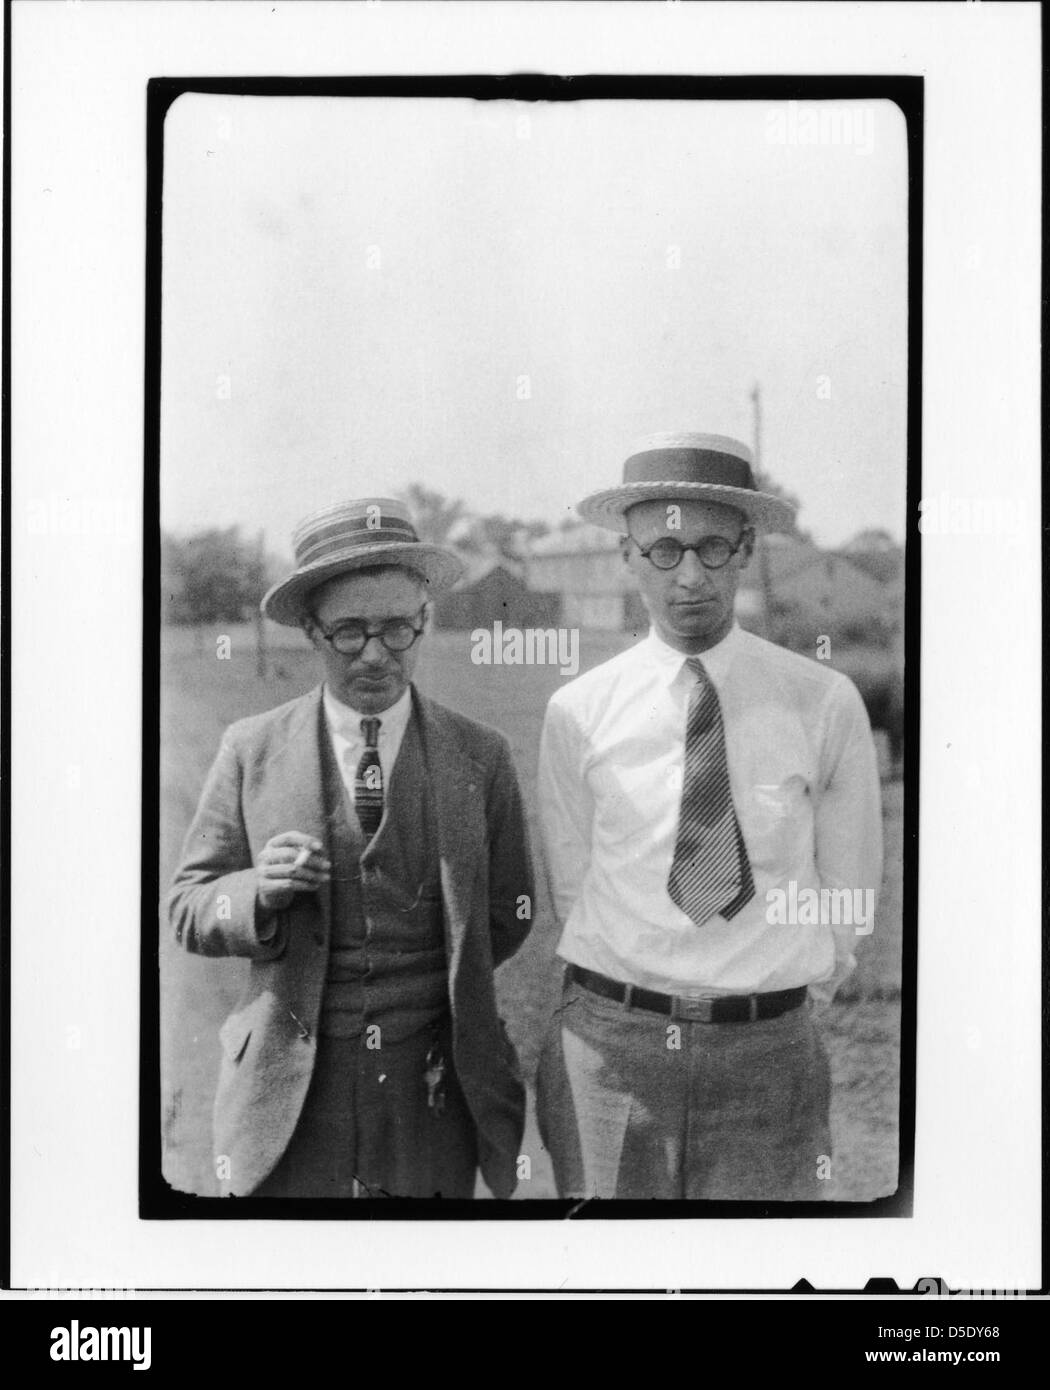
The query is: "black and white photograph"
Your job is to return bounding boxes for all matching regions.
[5,0,1042,1306]
[154,80,913,1208]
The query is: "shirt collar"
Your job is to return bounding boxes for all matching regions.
[641,620,743,690]
[322,683,413,743]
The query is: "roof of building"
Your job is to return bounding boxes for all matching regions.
[448,553,526,588]
[525,529,900,603]
[527,527,622,557]
[830,549,903,585]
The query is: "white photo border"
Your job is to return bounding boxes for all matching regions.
[8,0,1042,1293]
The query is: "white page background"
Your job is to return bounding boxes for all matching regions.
[9,0,1041,1292]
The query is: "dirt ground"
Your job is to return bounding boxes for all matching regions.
[158,625,903,1202]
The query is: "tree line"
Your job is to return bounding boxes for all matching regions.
[161,479,876,628]
[160,488,566,625]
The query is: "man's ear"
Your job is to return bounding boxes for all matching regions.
[738,526,756,568]
[619,534,633,568]
[421,599,435,633]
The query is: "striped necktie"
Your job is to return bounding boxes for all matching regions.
[667,657,755,926]
[354,717,384,839]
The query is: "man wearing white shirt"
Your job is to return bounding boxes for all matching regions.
[536,434,882,1200]
[168,498,533,1199]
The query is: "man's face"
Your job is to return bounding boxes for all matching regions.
[624,498,753,653]
[305,567,429,714]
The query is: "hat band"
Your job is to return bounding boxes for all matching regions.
[296,520,419,567]
[622,448,755,492]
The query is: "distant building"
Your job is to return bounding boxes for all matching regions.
[740,535,896,633]
[524,526,902,637]
[525,529,647,631]
[433,555,563,630]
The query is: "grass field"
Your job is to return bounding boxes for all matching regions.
[160,623,903,1202]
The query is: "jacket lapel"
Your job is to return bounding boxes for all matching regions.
[260,685,333,941]
[267,685,487,959]
[413,690,486,971]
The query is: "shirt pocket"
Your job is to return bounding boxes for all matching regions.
[741,775,813,874]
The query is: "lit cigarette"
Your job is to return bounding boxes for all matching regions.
[293,847,311,870]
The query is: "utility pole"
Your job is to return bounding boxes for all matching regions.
[750,383,777,641]
[254,528,268,680]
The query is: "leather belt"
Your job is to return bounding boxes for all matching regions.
[567,964,807,1024]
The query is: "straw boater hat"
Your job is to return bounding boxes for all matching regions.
[576,431,796,534]
[262,497,465,628]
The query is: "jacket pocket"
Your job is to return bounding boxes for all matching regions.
[218,1003,256,1064]
[497,1016,523,1080]
[254,908,289,961]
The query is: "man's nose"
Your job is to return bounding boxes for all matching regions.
[675,548,710,588]
[359,635,389,663]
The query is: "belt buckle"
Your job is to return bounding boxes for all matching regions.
[671,990,718,1023]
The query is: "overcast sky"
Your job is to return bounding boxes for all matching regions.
[161,93,908,555]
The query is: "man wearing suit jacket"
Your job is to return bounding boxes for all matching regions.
[167,497,534,1200]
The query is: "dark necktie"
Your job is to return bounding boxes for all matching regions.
[354,717,384,839]
[667,658,755,926]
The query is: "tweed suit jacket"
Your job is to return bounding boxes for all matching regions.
[167,684,534,1198]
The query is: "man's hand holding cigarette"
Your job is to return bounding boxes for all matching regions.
[255,832,331,912]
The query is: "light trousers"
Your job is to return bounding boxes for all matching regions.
[536,977,832,1200]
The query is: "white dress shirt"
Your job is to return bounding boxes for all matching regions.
[322,684,413,802]
[537,622,883,996]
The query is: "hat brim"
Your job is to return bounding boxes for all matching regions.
[576,482,795,534]
[261,542,465,627]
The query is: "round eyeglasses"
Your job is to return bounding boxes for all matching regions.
[316,607,426,656]
[629,532,751,571]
